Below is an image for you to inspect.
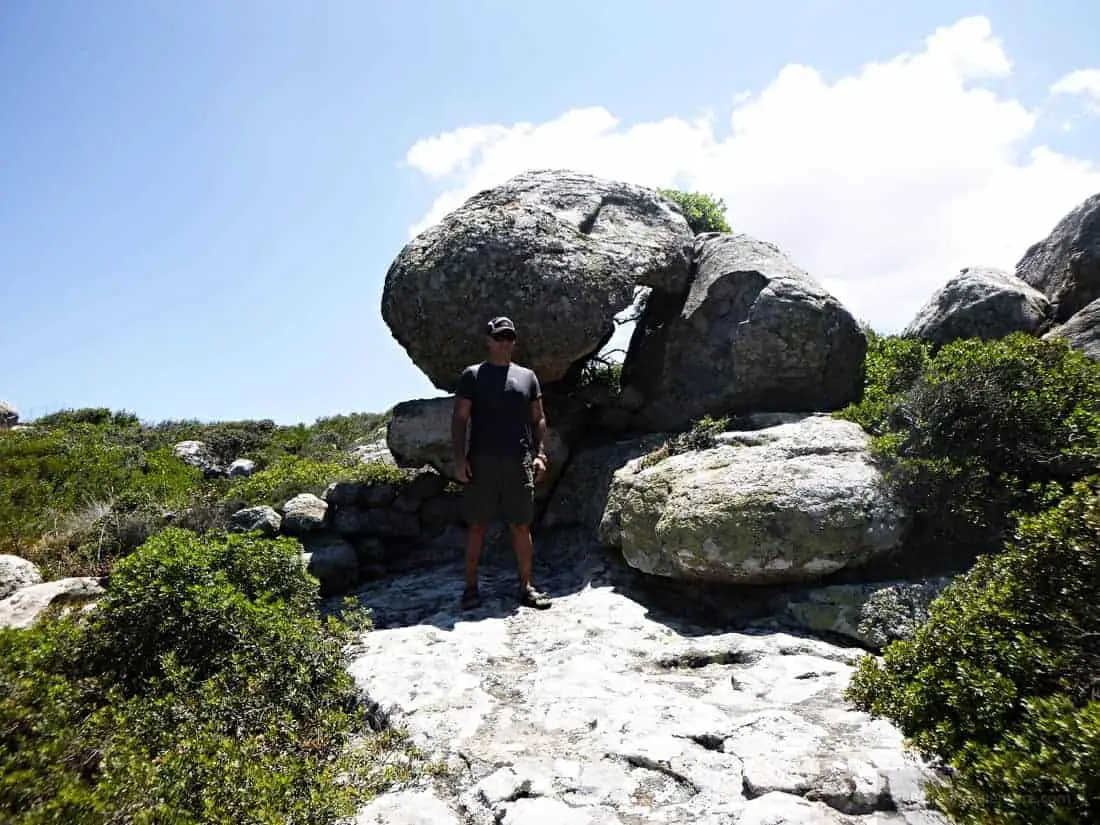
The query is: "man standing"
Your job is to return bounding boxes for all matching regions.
[452,316,553,610]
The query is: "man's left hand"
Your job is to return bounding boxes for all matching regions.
[533,455,548,482]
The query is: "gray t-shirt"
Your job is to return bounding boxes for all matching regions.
[457,361,542,456]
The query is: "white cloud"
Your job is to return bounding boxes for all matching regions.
[1051,68,1100,98]
[1051,68,1100,113]
[402,16,1100,334]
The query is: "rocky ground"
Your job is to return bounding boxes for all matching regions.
[339,528,951,824]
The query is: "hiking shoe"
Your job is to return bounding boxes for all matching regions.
[519,583,552,610]
[460,587,482,610]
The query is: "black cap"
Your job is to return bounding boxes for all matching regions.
[486,316,516,336]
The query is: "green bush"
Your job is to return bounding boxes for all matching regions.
[658,188,732,234]
[846,478,1100,824]
[837,333,1100,561]
[0,528,426,824]
[836,331,931,433]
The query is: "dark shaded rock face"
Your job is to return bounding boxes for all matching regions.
[1015,191,1100,324]
[380,169,694,393]
[1043,297,1100,361]
[903,265,1051,346]
[624,233,867,432]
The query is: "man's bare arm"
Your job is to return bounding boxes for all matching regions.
[452,396,472,464]
[530,397,548,459]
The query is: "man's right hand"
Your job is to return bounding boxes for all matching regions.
[453,458,472,483]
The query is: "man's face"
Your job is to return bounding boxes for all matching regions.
[488,331,517,353]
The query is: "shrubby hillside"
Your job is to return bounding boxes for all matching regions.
[0,408,396,579]
[0,408,445,824]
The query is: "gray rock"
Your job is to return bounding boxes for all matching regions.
[300,535,359,596]
[598,415,907,585]
[903,265,1051,346]
[778,577,953,651]
[0,577,105,629]
[226,458,256,477]
[351,788,460,824]
[228,505,282,537]
[0,554,43,599]
[279,493,328,534]
[1016,191,1100,323]
[541,434,666,530]
[625,233,867,432]
[349,437,396,466]
[172,440,223,475]
[387,396,568,498]
[1043,296,1100,361]
[331,506,420,539]
[324,480,399,508]
[0,400,18,428]
[342,533,944,824]
[381,169,694,391]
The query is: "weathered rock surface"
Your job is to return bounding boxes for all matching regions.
[625,233,867,432]
[381,170,694,392]
[387,396,569,496]
[541,434,667,531]
[349,436,396,466]
[0,554,43,599]
[228,505,282,536]
[279,493,329,534]
[598,415,907,585]
[340,532,947,824]
[903,265,1050,346]
[1016,191,1100,323]
[300,534,359,596]
[0,400,18,428]
[172,439,223,476]
[774,577,953,651]
[0,577,105,629]
[1043,296,1100,361]
[227,457,256,477]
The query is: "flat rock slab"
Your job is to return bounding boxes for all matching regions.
[342,533,949,824]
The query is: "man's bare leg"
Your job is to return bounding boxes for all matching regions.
[509,523,534,588]
[510,523,551,608]
[463,523,488,606]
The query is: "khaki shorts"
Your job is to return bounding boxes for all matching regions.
[463,453,535,525]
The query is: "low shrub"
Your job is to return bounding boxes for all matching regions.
[0,527,428,824]
[846,478,1100,825]
[837,333,1100,562]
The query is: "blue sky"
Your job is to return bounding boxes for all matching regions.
[2,1,1099,425]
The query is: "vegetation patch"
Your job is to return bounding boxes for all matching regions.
[0,527,435,824]
[640,414,729,469]
[846,479,1100,825]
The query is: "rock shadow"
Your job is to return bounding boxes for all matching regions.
[327,524,854,642]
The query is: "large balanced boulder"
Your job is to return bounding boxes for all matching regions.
[1015,191,1100,323]
[903,265,1051,346]
[598,415,907,585]
[623,233,867,432]
[1043,297,1100,361]
[380,170,694,392]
